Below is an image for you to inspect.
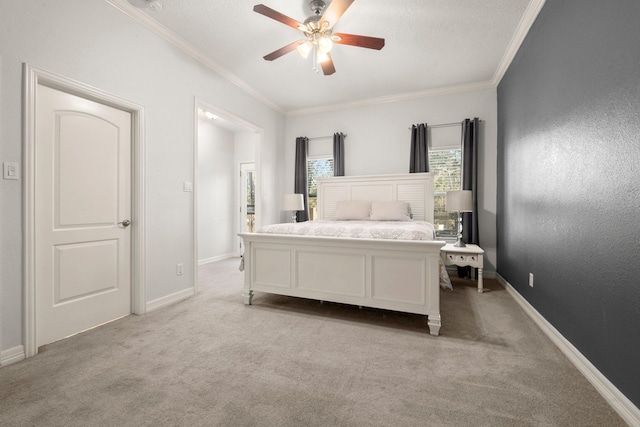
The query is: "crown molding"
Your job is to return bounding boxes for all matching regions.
[491,0,546,86]
[104,0,286,115]
[286,80,496,117]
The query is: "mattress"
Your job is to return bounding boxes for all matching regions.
[256,220,437,241]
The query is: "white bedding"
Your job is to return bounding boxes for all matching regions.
[257,220,437,241]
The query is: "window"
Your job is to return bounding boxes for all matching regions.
[429,125,462,237]
[307,157,334,220]
[430,149,461,236]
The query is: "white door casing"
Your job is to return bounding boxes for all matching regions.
[23,65,146,357]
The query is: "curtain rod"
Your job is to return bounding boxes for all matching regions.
[308,134,347,141]
[407,120,482,130]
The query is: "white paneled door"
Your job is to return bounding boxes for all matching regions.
[35,84,132,347]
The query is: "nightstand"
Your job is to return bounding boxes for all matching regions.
[441,243,485,293]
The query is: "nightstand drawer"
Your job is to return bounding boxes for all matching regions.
[446,254,479,263]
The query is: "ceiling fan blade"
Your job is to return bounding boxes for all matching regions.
[253,4,304,31]
[319,0,355,28]
[333,33,385,50]
[263,41,300,61]
[321,54,336,75]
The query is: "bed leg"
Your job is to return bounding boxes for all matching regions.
[427,314,441,336]
[243,290,254,305]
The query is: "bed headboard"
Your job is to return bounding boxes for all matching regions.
[316,173,435,222]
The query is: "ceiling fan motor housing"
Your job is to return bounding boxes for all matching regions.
[309,0,326,15]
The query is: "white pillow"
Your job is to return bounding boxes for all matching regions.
[369,201,411,221]
[334,201,371,220]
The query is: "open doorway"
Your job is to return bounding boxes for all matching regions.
[194,100,262,293]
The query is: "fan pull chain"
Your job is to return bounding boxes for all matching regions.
[312,45,320,73]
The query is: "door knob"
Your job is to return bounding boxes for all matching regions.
[118,219,131,227]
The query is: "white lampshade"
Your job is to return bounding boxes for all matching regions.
[283,194,304,211]
[297,40,313,58]
[446,190,473,212]
[316,51,330,63]
[317,36,333,54]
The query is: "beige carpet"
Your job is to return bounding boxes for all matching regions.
[0,258,626,426]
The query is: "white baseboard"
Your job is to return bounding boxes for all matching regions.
[146,287,194,312]
[496,273,640,426]
[483,270,496,279]
[1,345,25,366]
[197,253,236,266]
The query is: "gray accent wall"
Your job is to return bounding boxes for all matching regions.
[497,0,640,408]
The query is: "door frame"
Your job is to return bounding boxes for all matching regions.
[22,64,146,358]
[193,98,263,294]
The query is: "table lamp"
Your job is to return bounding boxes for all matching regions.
[283,194,304,223]
[446,190,473,247]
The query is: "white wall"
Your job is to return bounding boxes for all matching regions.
[235,131,258,166]
[197,121,236,263]
[0,0,285,354]
[284,88,498,271]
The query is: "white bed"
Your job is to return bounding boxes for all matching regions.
[239,173,446,335]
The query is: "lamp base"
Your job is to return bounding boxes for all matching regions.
[453,238,466,248]
[453,210,466,247]
[291,213,297,223]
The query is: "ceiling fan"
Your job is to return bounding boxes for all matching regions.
[253,0,385,75]
[127,0,162,11]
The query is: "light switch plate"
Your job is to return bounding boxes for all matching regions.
[3,162,19,180]
[183,181,193,192]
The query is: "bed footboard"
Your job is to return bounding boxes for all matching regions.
[240,233,444,335]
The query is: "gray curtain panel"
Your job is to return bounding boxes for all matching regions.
[294,136,310,222]
[333,132,345,176]
[461,118,479,245]
[409,123,429,173]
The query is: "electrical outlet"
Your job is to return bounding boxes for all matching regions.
[529,273,534,287]
[176,263,184,276]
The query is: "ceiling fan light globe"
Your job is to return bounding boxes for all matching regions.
[318,36,333,54]
[297,41,313,58]
[317,51,330,63]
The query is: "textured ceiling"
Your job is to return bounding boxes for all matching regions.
[114,0,539,114]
